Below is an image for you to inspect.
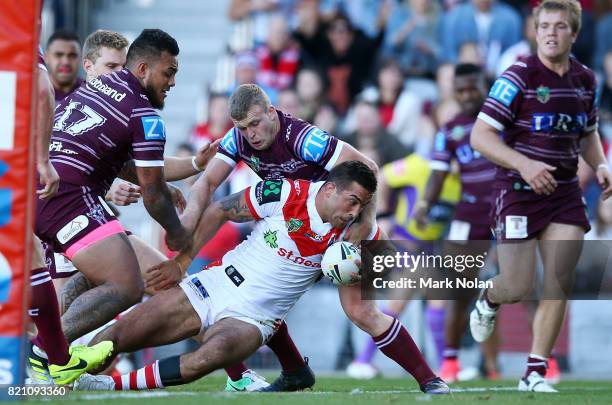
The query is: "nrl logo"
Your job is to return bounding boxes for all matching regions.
[536,86,550,104]
[285,218,303,233]
[451,125,465,140]
[246,155,260,172]
[264,230,278,248]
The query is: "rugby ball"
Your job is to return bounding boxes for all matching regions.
[321,241,360,285]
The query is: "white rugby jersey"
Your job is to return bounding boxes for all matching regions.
[194,179,379,322]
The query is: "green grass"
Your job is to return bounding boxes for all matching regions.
[19,375,612,404]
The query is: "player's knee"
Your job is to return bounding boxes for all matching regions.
[113,277,144,305]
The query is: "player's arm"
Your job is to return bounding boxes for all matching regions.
[162,139,221,181]
[180,157,234,234]
[471,119,557,195]
[414,170,448,229]
[136,166,190,251]
[580,130,612,200]
[334,142,378,174]
[36,66,60,199]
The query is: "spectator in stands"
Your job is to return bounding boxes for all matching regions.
[189,93,233,151]
[314,102,340,135]
[295,66,326,122]
[232,52,279,102]
[599,51,612,137]
[276,87,301,118]
[440,0,522,77]
[595,8,612,71]
[497,14,537,76]
[319,0,389,38]
[294,8,390,115]
[227,0,300,47]
[342,100,408,166]
[384,0,441,78]
[255,15,300,93]
[44,29,84,103]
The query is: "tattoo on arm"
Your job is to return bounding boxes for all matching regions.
[59,272,94,315]
[118,160,139,184]
[219,192,254,223]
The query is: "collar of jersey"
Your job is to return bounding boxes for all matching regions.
[306,181,332,235]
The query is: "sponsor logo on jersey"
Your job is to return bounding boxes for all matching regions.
[264,230,278,248]
[256,180,283,204]
[456,144,481,164]
[434,131,446,152]
[286,218,303,233]
[88,78,126,102]
[285,123,292,141]
[293,180,301,195]
[301,127,329,163]
[220,129,237,156]
[536,86,550,104]
[56,215,89,245]
[304,230,324,242]
[531,112,587,133]
[49,141,77,155]
[489,78,519,107]
[277,248,320,268]
[141,116,166,140]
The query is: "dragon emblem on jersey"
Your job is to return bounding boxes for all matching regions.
[286,218,303,233]
[264,230,278,248]
[536,86,550,104]
[246,155,261,172]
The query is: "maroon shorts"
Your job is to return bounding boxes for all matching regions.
[35,182,122,258]
[452,202,494,240]
[491,182,590,241]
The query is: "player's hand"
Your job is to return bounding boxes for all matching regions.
[596,165,612,200]
[145,259,184,291]
[168,183,186,213]
[347,258,362,285]
[194,139,221,172]
[36,161,60,199]
[106,181,141,206]
[517,159,557,195]
[413,203,429,230]
[165,226,191,252]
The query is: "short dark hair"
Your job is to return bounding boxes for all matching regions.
[46,29,79,49]
[454,63,482,78]
[327,161,377,194]
[126,29,179,67]
[229,84,271,121]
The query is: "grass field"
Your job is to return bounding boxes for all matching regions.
[17,374,612,405]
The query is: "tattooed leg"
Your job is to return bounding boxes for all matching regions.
[61,233,144,343]
[59,272,94,315]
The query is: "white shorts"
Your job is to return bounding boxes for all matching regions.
[179,265,279,343]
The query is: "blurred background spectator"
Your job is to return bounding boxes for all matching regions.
[189,93,233,150]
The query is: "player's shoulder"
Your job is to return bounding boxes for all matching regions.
[570,57,596,86]
[252,178,294,208]
[219,127,239,156]
[90,70,151,111]
[279,110,333,162]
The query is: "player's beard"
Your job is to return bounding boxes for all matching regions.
[144,84,164,110]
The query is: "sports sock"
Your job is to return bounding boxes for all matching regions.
[28,267,70,366]
[525,354,548,378]
[374,318,436,385]
[356,308,398,364]
[265,321,306,372]
[442,347,459,361]
[225,363,248,381]
[426,306,445,364]
[113,357,184,390]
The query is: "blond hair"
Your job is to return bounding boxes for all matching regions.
[533,0,582,34]
[82,30,129,63]
[229,84,271,121]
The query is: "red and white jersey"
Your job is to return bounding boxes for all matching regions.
[196,179,379,321]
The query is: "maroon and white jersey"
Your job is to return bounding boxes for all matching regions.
[54,77,85,104]
[38,47,47,71]
[50,69,165,193]
[431,113,496,211]
[478,55,598,189]
[216,110,344,181]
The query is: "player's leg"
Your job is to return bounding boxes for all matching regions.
[77,318,262,391]
[470,240,537,342]
[62,232,144,342]
[127,234,168,296]
[520,223,582,390]
[89,286,201,357]
[339,285,448,393]
[28,235,112,384]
